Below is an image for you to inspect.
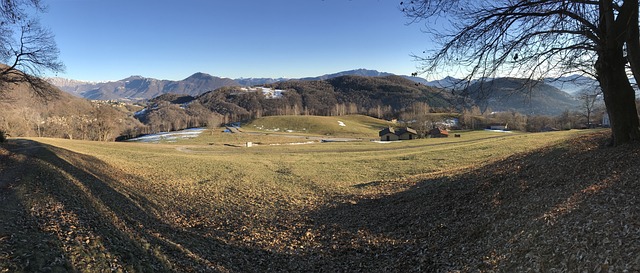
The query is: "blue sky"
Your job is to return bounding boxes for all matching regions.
[40,0,433,82]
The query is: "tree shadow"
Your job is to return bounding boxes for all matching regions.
[1,144,73,272]
[2,139,306,272]
[308,133,640,271]
[5,133,637,272]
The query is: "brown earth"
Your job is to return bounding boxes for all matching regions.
[1,131,639,272]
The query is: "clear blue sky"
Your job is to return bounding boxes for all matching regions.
[40,0,433,82]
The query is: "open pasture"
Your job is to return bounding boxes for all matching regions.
[1,128,600,272]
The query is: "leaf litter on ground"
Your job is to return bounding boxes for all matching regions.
[2,131,640,272]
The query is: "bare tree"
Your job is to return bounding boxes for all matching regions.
[0,0,63,96]
[402,0,640,146]
[577,88,602,128]
[90,105,119,141]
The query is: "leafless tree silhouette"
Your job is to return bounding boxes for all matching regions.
[0,0,64,96]
[402,0,640,145]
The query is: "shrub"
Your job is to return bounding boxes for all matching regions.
[0,130,6,143]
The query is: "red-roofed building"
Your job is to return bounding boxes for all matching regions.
[429,128,449,138]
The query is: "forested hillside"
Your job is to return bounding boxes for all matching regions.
[133,75,453,134]
[6,73,589,142]
[0,80,143,141]
[466,78,580,115]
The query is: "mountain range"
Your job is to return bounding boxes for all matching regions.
[48,73,239,101]
[48,69,598,102]
[46,69,597,116]
[543,74,600,95]
[465,78,581,116]
[48,69,408,100]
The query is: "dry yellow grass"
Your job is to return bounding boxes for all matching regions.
[0,128,603,272]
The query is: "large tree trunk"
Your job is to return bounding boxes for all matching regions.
[625,0,640,86]
[626,20,640,86]
[597,0,640,146]
[597,52,640,146]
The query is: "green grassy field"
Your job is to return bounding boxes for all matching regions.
[0,117,604,272]
[241,114,393,137]
[44,128,591,196]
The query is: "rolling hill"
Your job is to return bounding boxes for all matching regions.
[465,78,580,115]
[134,74,584,135]
[0,77,94,135]
[244,115,393,137]
[132,74,455,134]
[0,73,143,140]
[543,74,599,95]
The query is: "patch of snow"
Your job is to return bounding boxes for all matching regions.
[180,101,193,109]
[338,121,346,127]
[134,108,147,117]
[270,141,316,146]
[484,129,513,133]
[238,86,285,99]
[126,128,205,143]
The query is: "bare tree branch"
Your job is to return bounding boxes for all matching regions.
[0,0,63,97]
[402,0,640,145]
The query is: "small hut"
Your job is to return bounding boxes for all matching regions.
[379,127,418,141]
[429,128,449,138]
[396,127,418,140]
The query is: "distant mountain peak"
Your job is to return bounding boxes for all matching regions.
[185,72,213,80]
[123,75,146,81]
[300,69,395,81]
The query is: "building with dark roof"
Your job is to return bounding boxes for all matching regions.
[379,127,417,141]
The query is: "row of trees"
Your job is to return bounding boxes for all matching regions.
[457,90,610,132]
[137,88,451,136]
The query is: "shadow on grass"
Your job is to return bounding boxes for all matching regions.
[1,139,302,272]
[4,133,639,272]
[308,132,640,271]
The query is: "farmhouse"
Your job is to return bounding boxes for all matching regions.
[379,127,417,141]
[379,127,399,141]
[396,127,418,140]
[429,128,449,138]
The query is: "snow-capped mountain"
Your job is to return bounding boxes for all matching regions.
[48,69,595,102]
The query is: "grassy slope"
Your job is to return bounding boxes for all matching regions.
[3,128,636,272]
[242,115,393,137]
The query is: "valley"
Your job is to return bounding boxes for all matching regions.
[2,122,621,272]
[2,0,638,271]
